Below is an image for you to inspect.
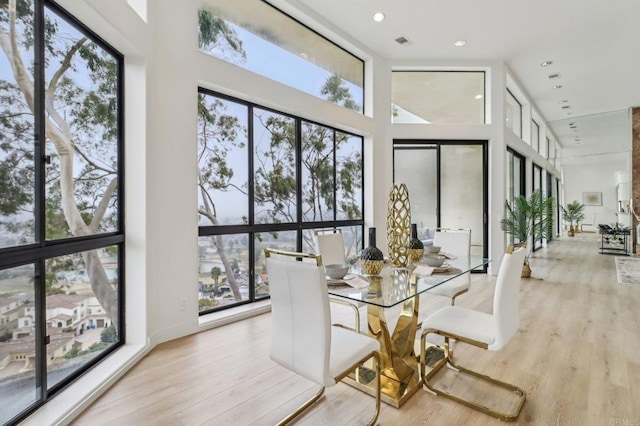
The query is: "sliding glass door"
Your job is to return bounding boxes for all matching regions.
[533,163,543,250]
[392,145,437,229]
[394,141,488,268]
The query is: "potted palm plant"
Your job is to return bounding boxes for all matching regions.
[500,190,555,277]
[560,201,585,237]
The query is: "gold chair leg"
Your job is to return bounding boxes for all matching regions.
[330,298,361,333]
[276,385,325,426]
[335,351,381,426]
[420,330,526,422]
[450,288,469,306]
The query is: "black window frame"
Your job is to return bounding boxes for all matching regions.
[197,87,364,315]
[0,1,125,423]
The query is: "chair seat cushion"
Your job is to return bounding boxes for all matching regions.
[421,306,495,346]
[426,276,469,298]
[329,326,379,382]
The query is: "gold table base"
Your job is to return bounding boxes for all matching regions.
[342,294,421,408]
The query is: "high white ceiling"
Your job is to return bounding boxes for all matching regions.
[281,0,640,156]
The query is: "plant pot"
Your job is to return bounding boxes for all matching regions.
[521,263,531,278]
[568,228,575,237]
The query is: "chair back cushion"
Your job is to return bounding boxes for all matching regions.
[316,232,346,266]
[266,256,332,384]
[491,246,526,350]
[433,229,471,258]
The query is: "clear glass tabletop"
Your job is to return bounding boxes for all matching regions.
[327,255,491,308]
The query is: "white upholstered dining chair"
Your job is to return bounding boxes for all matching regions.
[426,228,472,305]
[419,245,527,421]
[265,248,381,425]
[315,229,362,333]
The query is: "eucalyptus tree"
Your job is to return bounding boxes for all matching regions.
[0,0,119,324]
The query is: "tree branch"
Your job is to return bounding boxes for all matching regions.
[72,141,116,174]
[46,38,88,141]
[89,177,117,232]
[0,0,35,112]
[47,37,87,98]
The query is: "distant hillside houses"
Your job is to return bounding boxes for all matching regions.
[0,293,112,377]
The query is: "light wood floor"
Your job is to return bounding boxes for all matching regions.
[73,235,640,425]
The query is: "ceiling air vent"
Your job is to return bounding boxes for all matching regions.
[548,73,561,79]
[562,105,571,109]
[395,36,412,46]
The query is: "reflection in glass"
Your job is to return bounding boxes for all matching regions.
[197,93,249,226]
[303,226,362,261]
[198,235,249,312]
[336,132,363,221]
[0,3,36,248]
[394,147,438,229]
[440,145,484,258]
[301,122,334,222]
[44,9,120,240]
[198,5,363,112]
[45,247,120,390]
[254,230,296,298]
[0,264,36,424]
[253,109,297,224]
[392,71,485,124]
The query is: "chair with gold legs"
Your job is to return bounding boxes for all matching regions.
[425,228,472,305]
[265,248,381,425]
[315,228,362,333]
[419,245,527,421]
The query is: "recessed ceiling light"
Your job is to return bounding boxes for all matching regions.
[560,100,569,104]
[300,52,308,59]
[474,94,483,99]
[552,85,563,90]
[454,40,466,47]
[541,60,553,67]
[373,12,385,22]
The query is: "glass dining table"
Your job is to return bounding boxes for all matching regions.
[328,255,491,408]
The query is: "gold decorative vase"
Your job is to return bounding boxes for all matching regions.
[386,184,411,268]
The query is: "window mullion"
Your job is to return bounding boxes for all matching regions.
[33,0,48,403]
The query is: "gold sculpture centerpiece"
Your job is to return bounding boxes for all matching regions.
[387,183,411,268]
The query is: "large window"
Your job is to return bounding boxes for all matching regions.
[198,2,364,113]
[391,71,485,124]
[532,163,543,251]
[197,89,364,314]
[505,89,522,138]
[506,149,525,245]
[0,2,124,424]
[531,120,540,152]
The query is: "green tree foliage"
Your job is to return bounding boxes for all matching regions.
[561,200,585,229]
[100,324,117,343]
[321,75,361,112]
[198,9,246,64]
[210,266,221,285]
[501,190,554,264]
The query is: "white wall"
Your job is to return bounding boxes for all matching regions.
[562,155,628,227]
